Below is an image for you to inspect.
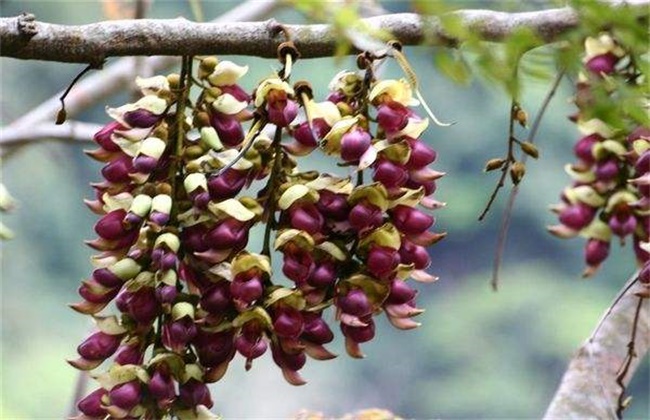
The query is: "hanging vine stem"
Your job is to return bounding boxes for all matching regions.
[261,126,285,259]
[615,295,646,418]
[490,68,566,290]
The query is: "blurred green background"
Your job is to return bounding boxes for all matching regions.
[1,1,647,418]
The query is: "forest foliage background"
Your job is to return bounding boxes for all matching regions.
[0,0,648,418]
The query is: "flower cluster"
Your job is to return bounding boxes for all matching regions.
[549,34,649,278]
[71,46,445,418]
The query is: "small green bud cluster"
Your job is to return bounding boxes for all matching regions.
[71,43,446,418]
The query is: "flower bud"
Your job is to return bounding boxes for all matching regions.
[406,139,437,170]
[289,203,324,235]
[235,334,267,359]
[386,279,417,305]
[376,101,409,134]
[282,248,315,283]
[398,240,430,270]
[179,379,213,409]
[109,380,141,411]
[391,205,434,235]
[149,370,176,402]
[156,284,178,304]
[609,212,637,237]
[302,314,334,344]
[366,245,400,279]
[341,318,375,343]
[119,287,159,324]
[595,158,619,181]
[94,209,130,240]
[273,307,304,338]
[558,203,596,231]
[338,289,372,317]
[230,274,263,304]
[101,154,134,183]
[77,388,108,417]
[267,94,298,127]
[124,109,160,128]
[133,137,166,173]
[272,346,307,371]
[349,201,383,232]
[164,317,198,353]
[205,219,249,251]
[200,282,231,314]
[208,169,247,200]
[373,159,408,189]
[340,128,371,162]
[586,53,619,75]
[585,238,610,266]
[94,121,123,152]
[211,113,244,147]
[114,342,144,365]
[574,134,601,164]
[195,330,235,368]
[150,194,172,226]
[317,190,350,221]
[308,260,337,288]
[77,330,122,360]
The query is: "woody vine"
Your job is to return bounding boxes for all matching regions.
[0,1,648,419]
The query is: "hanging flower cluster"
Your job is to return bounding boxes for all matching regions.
[549,34,649,278]
[70,42,445,418]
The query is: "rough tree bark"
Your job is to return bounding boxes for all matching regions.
[545,276,649,418]
[1,2,648,63]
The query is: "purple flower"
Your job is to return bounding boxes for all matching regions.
[109,380,141,411]
[208,169,247,200]
[366,245,400,279]
[340,128,371,162]
[349,201,383,232]
[391,205,434,235]
[289,203,324,235]
[586,53,619,75]
[398,239,430,270]
[179,379,213,409]
[273,307,304,339]
[77,388,108,417]
[558,203,596,230]
[376,101,409,134]
[230,273,263,305]
[338,289,372,317]
[210,113,244,147]
[585,238,610,266]
[77,330,122,360]
[94,121,123,152]
[317,190,350,221]
[373,159,408,189]
[101,154,134,183]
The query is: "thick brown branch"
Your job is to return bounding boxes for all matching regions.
[2,2,648,63]
[544,273,650,418]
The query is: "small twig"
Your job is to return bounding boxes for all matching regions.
[489,69,565,290]
[478,99,518,222]
[615,296,645,418]
[56,64,97,125]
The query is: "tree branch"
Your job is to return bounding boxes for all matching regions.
[2,2,649,63]
[0,121,100,147]
[544,273,649,418]
[0,0,280,156]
